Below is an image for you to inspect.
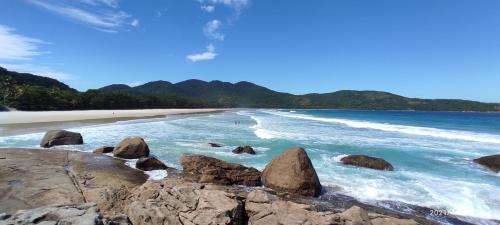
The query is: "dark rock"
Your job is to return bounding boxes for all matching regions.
[474,154,500,172]
[208,143,223,147]
[94,146,114,154]
[136,156,168,171]
[262,147,322,197]
[113,137,150,159]
[232,146,256,155]
[181,155,261,186]
[40,130,83,148]
[341,155,394,171]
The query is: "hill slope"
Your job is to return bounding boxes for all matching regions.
[99,80,500,111]
[1,66,499,111]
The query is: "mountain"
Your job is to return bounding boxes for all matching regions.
[0,67,75,91]
[99,80,500,111]
[0,67,206,110]
[1,66,499,111]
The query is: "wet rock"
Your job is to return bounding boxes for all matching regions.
[181,154,261,186]
[94,146,114,154]
[0,203,103,225]
[262,147,322,197]
[474,154,500,172]
[341,155,394,171]
[232,146,256,155]
[135,156,168,171]
[40,130,83,148]
[113,137,149,159]
[125,178,246,225]
[208,143,223,147]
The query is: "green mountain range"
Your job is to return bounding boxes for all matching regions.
[1,66,499,111]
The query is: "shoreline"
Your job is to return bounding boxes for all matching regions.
[0,108,229,136]
[0,108,229,125]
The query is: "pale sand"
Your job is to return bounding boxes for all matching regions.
[0,109,227,125]
[0,109,228,136]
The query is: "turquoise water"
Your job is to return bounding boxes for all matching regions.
[1,109,500,221]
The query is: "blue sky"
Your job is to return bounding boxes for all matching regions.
[0,0,499,102]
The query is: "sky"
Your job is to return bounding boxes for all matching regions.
[0,0,499,102]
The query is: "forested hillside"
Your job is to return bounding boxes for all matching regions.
[1,67,499,111]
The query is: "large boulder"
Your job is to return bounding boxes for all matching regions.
[341,155,394,171]
[181,155,261,186]
[232,146,256,155]
[136,156,168,171]
[262,147,322,197]
[125,178,246,225]
[113,137,150,159]
[474,154,500,172]
[93,146,114,154]
[0,203,103,225]
[40,130,83,148]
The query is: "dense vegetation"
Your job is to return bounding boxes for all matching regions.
[0,67,208,110]
[1,66,499,111]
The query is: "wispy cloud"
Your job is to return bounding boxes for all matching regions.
[198,0,249,16]
[131,19,139,27]
[186,44,217,62]
[1,63,76,81]
[201,5,215,12]
[77,0,119,8]
[28,0,138,33]
[0,25,46,61]
[203,20,224,41]
[0,24,75,81]
[156,8,168,17]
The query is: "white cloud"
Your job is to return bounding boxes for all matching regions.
[0,24,75,81]
[1,63,76,81]
[131,19,139,27]
[29,0,138,32]
[199,0,249,13]
[201,5,215,12]
[77,0,119,8]
[127,81,144,87]
[186,44,217,62]
[0,25,46,61]
[157,8,168,17]
[203,20,224,40]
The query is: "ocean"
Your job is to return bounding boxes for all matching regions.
[1,109,499,223]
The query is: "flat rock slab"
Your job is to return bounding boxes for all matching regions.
[0,203,103,225]
[0,148,147,216]
[68,151,148,216]
[0,148,84,214]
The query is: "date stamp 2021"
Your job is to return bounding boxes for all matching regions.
[430,209,449,216]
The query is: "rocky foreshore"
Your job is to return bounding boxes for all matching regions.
[1,147,486,225]
[0,130,495,225]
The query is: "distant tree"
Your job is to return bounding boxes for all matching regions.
[0,75,20,106]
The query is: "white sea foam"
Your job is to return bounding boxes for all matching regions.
[144,170,168,180]
[267,111,500,144]
[332,154,349,162]
[248,115,277,139]
[123,158,168,180]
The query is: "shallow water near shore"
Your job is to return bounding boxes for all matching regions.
[1,109,499,223]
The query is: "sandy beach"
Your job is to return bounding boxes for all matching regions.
[0,109,228,136]
[0,109,227,125]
